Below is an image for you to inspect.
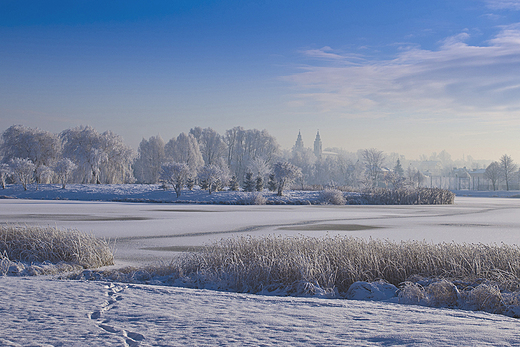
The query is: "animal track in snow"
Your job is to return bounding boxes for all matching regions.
[87,283,145,345]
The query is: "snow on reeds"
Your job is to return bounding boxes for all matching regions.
[0,225,114,275]
[354,188,455,205]
[319,188,346,205]
[90,235,520,316]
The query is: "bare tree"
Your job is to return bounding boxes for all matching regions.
[500,154,517,191]
[361,148,385,187]
[484,161,501,191]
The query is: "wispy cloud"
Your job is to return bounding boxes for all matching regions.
[484,0,520,10]
[284,25,520,123]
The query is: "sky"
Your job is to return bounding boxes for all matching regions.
[1,0,520,161]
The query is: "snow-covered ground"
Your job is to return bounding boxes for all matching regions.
[0,183,323,205]
[3,276,520,347]
[3,185,520,345]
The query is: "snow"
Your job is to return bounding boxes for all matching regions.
[0,183,321,204]
[3,185,520,345]
[2,276,520,346]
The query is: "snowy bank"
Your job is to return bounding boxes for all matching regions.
[0,183,454,205]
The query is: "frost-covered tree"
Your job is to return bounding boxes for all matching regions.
[198,164,228,194]
[273,161,302,196]
[361,148,385,187]
[134,135,165,183]
[290,148,316,186]
[499,154,517,191]
[1,125,61,168]
[60,126,135,184]
[484,161,501,191]
[190,127,226,166]
[160,162,191,198]
[55,158,77,189]
[394,159,404,177]
[10,158,35,190]
[0,163,11,189]
[35,165,53,189]
[165,133,204,172]
[225,127,280,182]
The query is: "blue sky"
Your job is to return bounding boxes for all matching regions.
[2,0,520,161]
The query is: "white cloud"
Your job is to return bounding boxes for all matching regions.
[284,25,520,123]
[484,0,520,10]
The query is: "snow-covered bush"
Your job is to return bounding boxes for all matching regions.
[319,188,345,205]
[0,225,114,269]
[246,192,267,205]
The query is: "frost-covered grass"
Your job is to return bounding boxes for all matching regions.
[319,188,346,205]
[78,235,520,317]
[0,225,114,274]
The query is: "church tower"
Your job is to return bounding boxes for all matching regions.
[293,130,304,152]
[314,130,322,158]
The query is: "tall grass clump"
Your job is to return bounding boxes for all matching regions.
[353,188,455,205]
[0,225,114,270]
[320,188,346,205]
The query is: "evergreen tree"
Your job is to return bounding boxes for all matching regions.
[186,176,195,190]
[394,158,404,177]
[243,171,255,192]
[255,176,264,192]
[267,173,277,192]
[229,175,239,191]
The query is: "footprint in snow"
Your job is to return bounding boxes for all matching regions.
[87,283,146,345]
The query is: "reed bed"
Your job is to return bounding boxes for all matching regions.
[0,225,114,270]
[96,236,520,296]
[178,236,520,292]
[357,188,455,205]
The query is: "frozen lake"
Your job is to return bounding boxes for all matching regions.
[2,196,520,266]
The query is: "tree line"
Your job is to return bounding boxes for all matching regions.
[1,124,517,194]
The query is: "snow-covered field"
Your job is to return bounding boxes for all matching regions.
[3,185,520,346]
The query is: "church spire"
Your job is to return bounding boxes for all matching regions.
[293,130,304,152]
[314,130,322,158]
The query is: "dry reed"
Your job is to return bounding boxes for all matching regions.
[0,224,114,269]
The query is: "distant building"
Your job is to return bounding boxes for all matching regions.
[313,131,322,158]
[293,130,304,152]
